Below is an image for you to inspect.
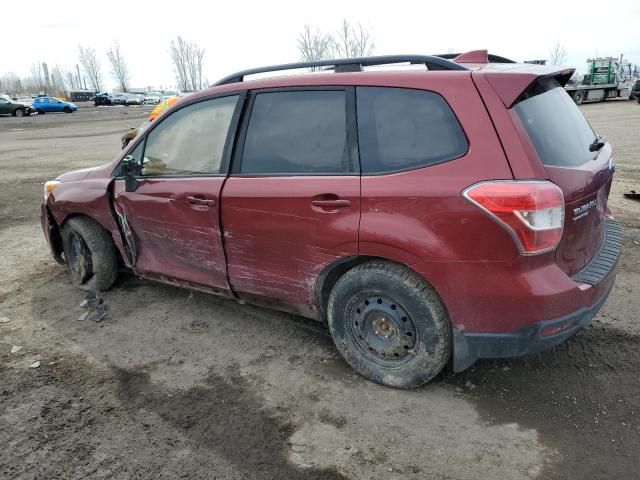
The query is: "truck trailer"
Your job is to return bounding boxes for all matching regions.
[565,56,639,104]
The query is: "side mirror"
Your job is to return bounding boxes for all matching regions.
[121,155,141,192]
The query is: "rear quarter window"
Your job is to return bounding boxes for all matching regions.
[356,87,468,174]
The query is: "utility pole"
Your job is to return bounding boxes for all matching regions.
[76,64,82,90]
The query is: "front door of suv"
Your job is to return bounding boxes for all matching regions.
[221,88,360,317]
[112,94,242,294]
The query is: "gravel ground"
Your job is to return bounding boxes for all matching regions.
[0,101,639,480]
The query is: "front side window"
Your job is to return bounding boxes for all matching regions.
[241,90,348,174]
[356,87,468,174]
[142,95,238,176]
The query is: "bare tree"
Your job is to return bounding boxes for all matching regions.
[49,66,68,96]
[297,25,332,68]
[30,63,47,92]
[0,72,23,96]
[78,46,102,91]
[549,41,568,65]
[170,37,190,91]
[188,43,205,91]
[106,42,130,92]
[169,36,206,91]
[297,20,375,63]
[329,20,375,58]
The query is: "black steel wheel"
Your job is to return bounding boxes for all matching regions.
[347,292,418,367]
[61,216,118,291]
[328,261,451,388]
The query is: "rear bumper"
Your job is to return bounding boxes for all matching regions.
[452,282,613,371]
[450,218,622,371]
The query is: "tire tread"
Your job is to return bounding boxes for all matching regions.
[61,216,118,291]
[327,260,451,388]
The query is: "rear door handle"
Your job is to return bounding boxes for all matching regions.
[311,199,351,208]
[186,195,216,207]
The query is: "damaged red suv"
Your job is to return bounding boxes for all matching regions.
[41,50,621,388]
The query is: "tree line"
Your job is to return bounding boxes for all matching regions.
[0,21,571,98]
[0,36,207,97]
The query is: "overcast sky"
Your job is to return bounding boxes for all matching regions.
[2,0,639,91]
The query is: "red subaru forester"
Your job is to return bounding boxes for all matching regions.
[41,50,621,388]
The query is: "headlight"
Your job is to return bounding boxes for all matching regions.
[44,180,61,201]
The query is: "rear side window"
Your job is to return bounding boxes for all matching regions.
[356,87,468,174]
[514,79,597,167]
[241,90,348,174]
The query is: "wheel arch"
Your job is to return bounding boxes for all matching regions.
[58,212,125,267]
[315,255,450,323]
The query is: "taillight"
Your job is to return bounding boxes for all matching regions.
[463,180,564,255]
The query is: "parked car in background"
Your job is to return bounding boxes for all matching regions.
[112,93,127,105]
[33,97,77,114]
[0,96,34,116]
[17,97,35,107]
[163,90,179,98]
[40,51,621,388]
[143,92,162,105]
[94,93,112,106]
[125,94,143,106]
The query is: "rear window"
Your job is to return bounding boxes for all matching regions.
[514,79,597,167]
[356,87,468,174]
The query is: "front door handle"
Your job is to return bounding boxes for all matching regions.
[311,199,351,208]
[186,195,216,207]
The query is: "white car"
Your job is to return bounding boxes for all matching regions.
[143,92,162,105]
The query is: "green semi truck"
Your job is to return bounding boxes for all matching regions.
[565,56,639,104]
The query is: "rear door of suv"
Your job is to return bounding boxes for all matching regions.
[220,87,360,318]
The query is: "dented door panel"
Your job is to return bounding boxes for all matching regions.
[112,177,231,295]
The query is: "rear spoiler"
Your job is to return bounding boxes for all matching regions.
[481,65,575,108]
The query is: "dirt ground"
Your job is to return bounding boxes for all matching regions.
[0,101,639,480]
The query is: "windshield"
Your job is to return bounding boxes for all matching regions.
[514,79,597,167]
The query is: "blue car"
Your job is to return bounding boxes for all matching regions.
[33,97,78,114]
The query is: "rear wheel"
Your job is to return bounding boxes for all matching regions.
[327,261,451,388]
[61,217,118,291]
[573,91,585,105]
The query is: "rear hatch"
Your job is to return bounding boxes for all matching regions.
[513,78,614,276]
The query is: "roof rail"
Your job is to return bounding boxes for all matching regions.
[435,52,516,64]
[212,55,468,86]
